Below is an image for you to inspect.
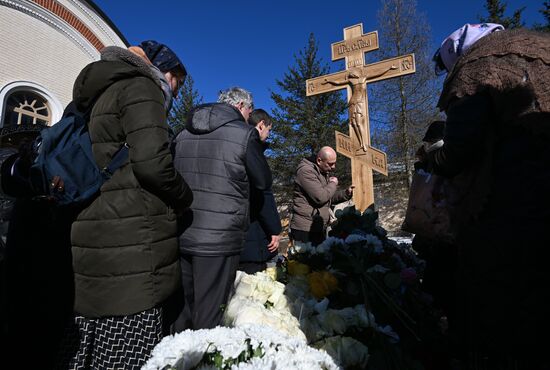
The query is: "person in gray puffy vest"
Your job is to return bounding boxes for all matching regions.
[172,87,271,330]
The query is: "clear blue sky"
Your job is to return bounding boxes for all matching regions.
[94,0,543,112]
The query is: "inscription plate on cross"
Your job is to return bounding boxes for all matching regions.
[335,131,388,176]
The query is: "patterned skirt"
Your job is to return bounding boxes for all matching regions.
[58,307,162,370]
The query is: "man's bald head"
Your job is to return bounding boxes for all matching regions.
[316,146,337,173]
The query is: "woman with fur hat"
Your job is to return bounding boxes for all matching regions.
[429,24,550,369]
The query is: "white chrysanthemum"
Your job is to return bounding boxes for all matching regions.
[142,325,337,370]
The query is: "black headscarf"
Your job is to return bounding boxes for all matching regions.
[139,40,187,77]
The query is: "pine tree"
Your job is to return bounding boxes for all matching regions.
[479,0,525,29]
[168,74,203,136]
[533,1,550,31]
[369,0,441,187]
[269,33,348,206]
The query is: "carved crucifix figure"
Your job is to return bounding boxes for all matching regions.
[322,65,398,151]
[306,23,416,210]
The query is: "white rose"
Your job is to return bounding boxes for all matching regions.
[354,304,377,328]
[233,302,270,327]
[292,241,313,254]
[301,316,327,342]
[235,275,257,298]
[223,296,250,325]
[314,298,329,314]
[318,310,347,335]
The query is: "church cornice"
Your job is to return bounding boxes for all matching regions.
[0,0,100,58]
[31,0,104,50]
[75,0,129,46]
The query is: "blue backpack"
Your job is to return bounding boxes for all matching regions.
[29,109,128,206]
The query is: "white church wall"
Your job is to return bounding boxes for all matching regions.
[0,0,127,126]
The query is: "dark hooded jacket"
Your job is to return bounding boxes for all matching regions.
[173,103,270,256]
[70,46,192,318]
[240,142,282,263]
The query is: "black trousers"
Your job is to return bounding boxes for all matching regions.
[290,228,325,246]
[173,253,240,331]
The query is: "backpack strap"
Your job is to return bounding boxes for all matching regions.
[101,143,129,179]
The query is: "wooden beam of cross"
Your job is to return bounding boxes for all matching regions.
[305,23,415,211]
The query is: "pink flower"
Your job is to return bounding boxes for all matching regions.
[400,267,417,285]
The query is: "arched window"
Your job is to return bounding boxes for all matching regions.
[0,82,63,129]
[3,91,51,126]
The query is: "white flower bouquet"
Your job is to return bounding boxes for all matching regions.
[142,324,338,370]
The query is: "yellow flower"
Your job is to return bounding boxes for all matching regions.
[308,271,339,299]
[287,260,311,276]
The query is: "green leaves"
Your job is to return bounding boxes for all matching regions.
[200,339,266,369]
[479,0,525,29]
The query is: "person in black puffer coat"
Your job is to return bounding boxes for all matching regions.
[172,87,271,330]
[67,41,193,370]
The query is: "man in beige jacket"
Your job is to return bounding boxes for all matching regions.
[290,146,353,245]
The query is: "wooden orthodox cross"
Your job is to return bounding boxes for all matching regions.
[306,23,415,211]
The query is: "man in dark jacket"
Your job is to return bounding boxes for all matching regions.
[290,147,353,246]
[429,24,550,369]
[238,109,282,274]
[68,41,193,369]
[173,87,271,330]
